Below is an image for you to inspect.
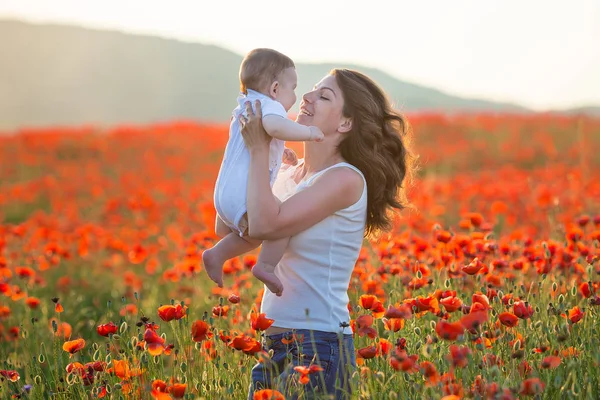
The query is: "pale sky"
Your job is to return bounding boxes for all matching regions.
[2,0,599,110]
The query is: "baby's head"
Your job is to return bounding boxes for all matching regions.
[240,48,297,112]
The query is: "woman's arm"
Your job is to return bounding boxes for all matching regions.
[240,101,363,240]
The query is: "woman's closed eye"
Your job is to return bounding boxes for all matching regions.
[320,96,329,101]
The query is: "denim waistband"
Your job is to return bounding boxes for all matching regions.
[263,329,352,347]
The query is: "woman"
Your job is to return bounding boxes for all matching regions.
[240,69,415,399]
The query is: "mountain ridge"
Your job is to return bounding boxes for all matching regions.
[1,19,598,131]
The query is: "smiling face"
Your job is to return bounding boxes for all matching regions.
[296,74,350,135]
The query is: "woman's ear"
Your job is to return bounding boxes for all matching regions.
[338,117,353,133]
[269,81,279,99]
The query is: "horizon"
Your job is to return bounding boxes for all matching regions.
[1,0,600,111]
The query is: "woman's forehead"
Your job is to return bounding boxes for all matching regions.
[314,75,339,92]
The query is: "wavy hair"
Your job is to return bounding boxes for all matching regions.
[332,69,417,237]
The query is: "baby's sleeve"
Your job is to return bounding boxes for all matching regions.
[260,98,288,119]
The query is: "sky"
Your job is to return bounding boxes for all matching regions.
[1,0,599,111]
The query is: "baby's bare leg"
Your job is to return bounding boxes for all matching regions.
[204,215,261,287]
[215,215,232,238]
[252,237,289,297]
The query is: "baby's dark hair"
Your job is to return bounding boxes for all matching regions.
[239,48,295,94]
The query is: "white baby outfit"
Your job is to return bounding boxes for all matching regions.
[213,90,287,233]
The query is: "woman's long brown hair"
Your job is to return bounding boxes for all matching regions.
[332,69,417,237]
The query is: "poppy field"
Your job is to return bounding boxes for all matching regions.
[0,113,599,399]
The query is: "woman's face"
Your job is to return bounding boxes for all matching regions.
[296,75,346,134]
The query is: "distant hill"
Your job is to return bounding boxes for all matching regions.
[0,19,596,131]
[554,106,600,117]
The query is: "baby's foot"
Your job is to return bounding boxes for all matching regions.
[252,263,283,296]
[202,248,224,288]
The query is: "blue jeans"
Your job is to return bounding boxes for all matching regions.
[248,329,356,400]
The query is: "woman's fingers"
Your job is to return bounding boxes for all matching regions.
[238,114,247,128]
[254,100,262,117]
[245,101,254,118]
[244,100,263,121]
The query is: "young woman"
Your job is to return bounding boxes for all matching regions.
[240,69,416,399]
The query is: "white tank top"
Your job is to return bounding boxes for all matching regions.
[261,161,367,333]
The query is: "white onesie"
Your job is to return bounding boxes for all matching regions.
[213,90,287,233]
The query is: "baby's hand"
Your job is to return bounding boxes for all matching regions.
[282,148,298,165]
[309,126,325,142]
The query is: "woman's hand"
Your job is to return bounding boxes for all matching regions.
[240,100,271,151]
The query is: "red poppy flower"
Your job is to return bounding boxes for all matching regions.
[518,360,532,377]
[63,338,85,356]
[498,312,519,327]
[253,389,285,400]
[471,293,490,308]
[218,330,232,344]
[436,230,452,243]
[447,345,471,368]
[66,362,86,375]
[568,306,584,323]
[440,296,462,313]
[419,361,440,386]
[0,370,20,382]
[229,334,261,354]
[378,338,393,356]
[355,314,374,328]
[191,320,213,342]
[168,383,187,398]
[294,365,324,384]
[357,346,377,359]
[435,320,465,341]
[97,322,118,337]
[281,333,304,345]
[520,378,545,396]
[541,356,561,369]
[513,301,534,319]
[108,359,143,379]
[566,227,583,242]
[413,296,432,313]
[212,305,230,317]
[157,304,187,322]
[359,294,379,310]
[466,212,484,227]
[251,313,274,331]
[152,379,168,392]
[151,390,172,400]
[369,300,386,318]
[383,317,405,332]
[228,293,241,304]
[383,304,412,319]
[460,311,488,332]
[25,297,40,309]
[85,361,106,372]
[390,351,419,373]
[462,258,484,275]
[144,327,166,356]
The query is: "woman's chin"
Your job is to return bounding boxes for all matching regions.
[295,114,311,125]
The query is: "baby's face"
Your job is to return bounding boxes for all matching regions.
[275,67,298,112]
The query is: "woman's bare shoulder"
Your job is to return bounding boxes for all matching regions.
[314,165,364,202]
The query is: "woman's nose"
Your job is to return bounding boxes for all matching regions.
[302,91,314,103]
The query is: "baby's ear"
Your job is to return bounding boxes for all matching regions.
[269,81,279,98]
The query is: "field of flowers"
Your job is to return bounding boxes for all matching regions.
[0,113,599,399]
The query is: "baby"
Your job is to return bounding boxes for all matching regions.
[203,48,323,296]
